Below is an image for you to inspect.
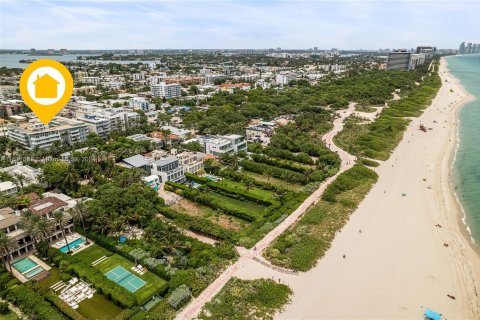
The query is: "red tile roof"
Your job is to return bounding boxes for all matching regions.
[29,196,68,216]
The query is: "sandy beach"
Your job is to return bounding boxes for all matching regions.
[235,58,480,319]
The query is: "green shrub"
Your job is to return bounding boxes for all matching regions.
[0,302,9,314]
[7,285,65,320]
[45,293,88,320]
[198,278,292,320]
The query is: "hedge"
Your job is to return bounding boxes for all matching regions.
[240,160,309,184]
[185,173,274,205]
[167,184,259,222]
[7,285,65,320]
[48,249,137,308]
[251,154,311,173]
[77,230,169,294]
[45,293,88,320]
[158,206,236,241]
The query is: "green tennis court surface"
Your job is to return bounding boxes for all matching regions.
[105,266,146,292]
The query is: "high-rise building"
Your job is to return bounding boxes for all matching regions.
[30,48,36,54]
[466,43,472,54]
[458,41,480,54]
[151,82,182,98]
[386,49,429,71]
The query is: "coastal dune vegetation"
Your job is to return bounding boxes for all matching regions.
[335,61,442,160]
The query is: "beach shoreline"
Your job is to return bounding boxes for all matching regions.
[265,57,480,319]
[446,57,479,252]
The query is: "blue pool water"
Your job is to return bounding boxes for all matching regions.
[12,257,45,278]
[59,237,86,253]
[12,257,38,273]
[24,266,45,279]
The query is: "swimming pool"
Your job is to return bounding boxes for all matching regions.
[59,237,86,253]
[12,257,38,273]
[12,257,45,279]
[24,266,45,279]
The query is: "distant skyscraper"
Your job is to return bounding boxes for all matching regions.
[30,48,35,54]
[459,42,465,54]
[313,46,318,51]
[466,43,472,54]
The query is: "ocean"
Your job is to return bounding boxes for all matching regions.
[0,53,158,68]
[446,54,480,244]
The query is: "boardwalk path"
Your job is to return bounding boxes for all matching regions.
[176,104,357,320]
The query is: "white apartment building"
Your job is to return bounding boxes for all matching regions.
[276,73,297,85]
[132,73,145,81]
[191,134,247,157]
[176,151,204,174]
[76,106,141,138]
[151,82,182,98]
[103,81,123,90]
[149,156,186,183]
[129,97,153,112]
[82,77,101,85]
[7,117,88,150]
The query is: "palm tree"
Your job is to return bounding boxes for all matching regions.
[69,202,90,244]
[34,216,55,242]
[63,169,80,192]
[19,210,41,246]
[0,231,18,273]
[52,211,72,254]
[13,173,26,189]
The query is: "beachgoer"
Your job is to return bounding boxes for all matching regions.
[343,254,346,259]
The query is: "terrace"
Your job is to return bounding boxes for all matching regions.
[10,255,51,283]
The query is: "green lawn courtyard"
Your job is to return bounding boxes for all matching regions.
[75,244,168,305]
[36,267,123,319]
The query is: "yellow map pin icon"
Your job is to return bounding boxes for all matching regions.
[20,59,73,124]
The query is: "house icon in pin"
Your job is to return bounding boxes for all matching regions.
[33,74,60,98]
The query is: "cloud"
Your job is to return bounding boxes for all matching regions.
[1,0,479,49]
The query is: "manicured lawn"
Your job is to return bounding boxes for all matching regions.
[36,267,123,319]
[78,245,168,305]
[208,191,267,215]
[213,179,277,202]
[36,268,61,290]
[74,244,110,264]
[77,293,123,320]
[244,171,304,192]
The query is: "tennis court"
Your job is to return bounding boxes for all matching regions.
[105,266,146,293]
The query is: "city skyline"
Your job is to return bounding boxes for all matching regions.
[1,0,480,50]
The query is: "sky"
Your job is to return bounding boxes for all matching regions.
[1,0,479,50]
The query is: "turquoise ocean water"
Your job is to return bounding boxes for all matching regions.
[446,54,480,244]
